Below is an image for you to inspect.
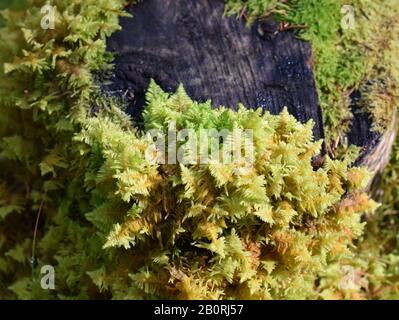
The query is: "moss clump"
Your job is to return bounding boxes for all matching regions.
[314,135,399,300]
[75,81,376,299]
[0,0,130,299]
[227,0,399,300]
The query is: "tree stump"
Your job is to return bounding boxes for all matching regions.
[104,0,396,180]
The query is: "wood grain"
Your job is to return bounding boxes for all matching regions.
[103,0,395,177]
[105,0,323,140]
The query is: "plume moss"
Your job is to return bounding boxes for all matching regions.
[0,0,396,300]
[226,0,399,299]
[226,0,398,143]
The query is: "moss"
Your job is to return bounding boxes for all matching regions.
[225,2,399,299]
[226,0,398,144]
[76,81,377,299]
[225,0,289,24]
[0,0,130,299]
[0,0,396,300]
[352,0,399,134]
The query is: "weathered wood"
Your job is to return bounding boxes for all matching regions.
[104,0,395,177]
[105,0,323,139]
[348,91,396,175]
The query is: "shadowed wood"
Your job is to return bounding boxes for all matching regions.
[104,0,395,178]
[105,0,324,140]
[348,91,396,176]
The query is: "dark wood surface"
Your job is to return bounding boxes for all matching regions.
[105,0,323,140]
[103,0,395,175]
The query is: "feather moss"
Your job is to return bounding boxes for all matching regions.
[0,0,393,300]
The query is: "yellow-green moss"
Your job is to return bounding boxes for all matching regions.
[0,0,396,300]
[226,0,399,300]
[226,0,398,142]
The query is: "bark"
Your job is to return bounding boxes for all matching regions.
[104,0,395,176]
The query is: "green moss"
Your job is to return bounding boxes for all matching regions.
[0,0,396,300]
[225,0,289,24]
[226,0,398,143]
[226,0,399,300]
[0,0,130,299]
[78,81,377,299]
[287,0,364,142]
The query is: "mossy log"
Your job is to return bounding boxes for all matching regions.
[104,0,395,178]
